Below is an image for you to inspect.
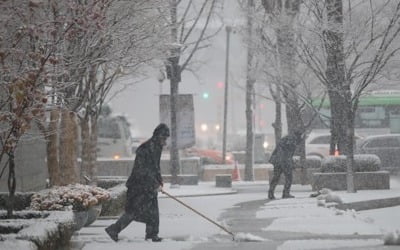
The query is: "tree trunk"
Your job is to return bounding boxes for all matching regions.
[345,98,355,193]
[88,115,98,185]
[325,0,354,192]
[47,109,60,186]
[169,74,180,185]
[277,23,301,134]
[168,0,181,185]
[325,0,346,154]
[59,109,79,185]
[6,152,16,218]
[80,116,90,184]
[245,0,255,181]
[272,88,282,145]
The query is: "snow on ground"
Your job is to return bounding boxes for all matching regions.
[71,180,400,250]
[278,239,383,250]
[359,206,400,233]
[75,183,261,250]
[258,194,382,235]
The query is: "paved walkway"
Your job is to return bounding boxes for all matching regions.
[70,176,400,250]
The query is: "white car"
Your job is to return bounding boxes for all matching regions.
[305,132,362,159]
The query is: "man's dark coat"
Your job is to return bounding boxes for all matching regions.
[125,136,163,223]
[269,133,299,167]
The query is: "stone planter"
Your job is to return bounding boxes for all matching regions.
[84,204,102,227]
[73,210,88,231]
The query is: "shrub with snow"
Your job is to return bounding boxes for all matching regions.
[293,156,322,169]
[321,154,381,173]
[30,184,110,212]
[384,230,400,245]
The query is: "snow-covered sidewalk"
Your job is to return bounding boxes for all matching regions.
[70,177,400,250]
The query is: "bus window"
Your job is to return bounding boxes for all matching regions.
[307,90,400,135]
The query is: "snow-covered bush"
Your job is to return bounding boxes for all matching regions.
[293,156,322,169]
[321,154,381,173]
[30,184,110,212]
[384,230,400,245]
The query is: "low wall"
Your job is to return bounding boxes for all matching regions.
[162,175,198,185]
[267,167,320,185]
[95,159,133,177]
[160,157,201,175]
[93,157,201,178]
[215,174,232,187]
[202,164,269,181]
[312,171,390,191]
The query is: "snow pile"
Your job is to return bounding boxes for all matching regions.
[314,188,343,206]
[384,230,400,245]
[234,232,266,242]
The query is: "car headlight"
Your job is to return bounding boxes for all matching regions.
[263,141,269,149]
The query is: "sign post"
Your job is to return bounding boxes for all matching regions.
[159,94,196,149]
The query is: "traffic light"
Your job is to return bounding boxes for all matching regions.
[202,92,209,99]
[217,81,224,89]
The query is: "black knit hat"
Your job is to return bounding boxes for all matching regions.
[153,123,170,137]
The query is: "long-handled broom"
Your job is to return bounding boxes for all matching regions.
[161,189,265,242]
[161,189,235,239]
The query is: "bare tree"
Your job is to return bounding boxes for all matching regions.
[35,0,168,186]
[0,0,84,216]
[76,0,168,185]
[165,0,222,185]
[298,0,400,192]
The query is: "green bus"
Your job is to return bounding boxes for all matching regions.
[310,90,400,136]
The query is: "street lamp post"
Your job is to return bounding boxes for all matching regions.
[222,26,231,164]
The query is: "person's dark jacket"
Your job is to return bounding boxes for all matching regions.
[124,135,163,221]
[269,133,300,167]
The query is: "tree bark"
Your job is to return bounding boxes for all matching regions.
[245,0,255,181]
[80,116,90,183]
[47,109,60,186]
[88,115,98,185]
[169,72,180,185]
[59,109,79,185]
[6,152,16,218]
[324,0,355,192]
[168,0,181,185]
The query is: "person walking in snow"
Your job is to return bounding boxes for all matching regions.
[268,130,303,199]
[105,123,170,242]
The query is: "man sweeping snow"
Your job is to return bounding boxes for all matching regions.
[268,130,303,199]
[105,123,170,242]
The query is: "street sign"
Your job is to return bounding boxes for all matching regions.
[159,94,196,149]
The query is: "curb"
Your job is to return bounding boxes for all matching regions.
[159,189,238,198]
[335,196,400,211]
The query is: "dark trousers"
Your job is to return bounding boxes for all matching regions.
[107,197,159,237]
[268,163,293,196]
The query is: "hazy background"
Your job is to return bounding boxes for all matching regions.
[108,1,279,143]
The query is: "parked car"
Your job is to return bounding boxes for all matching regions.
[305,132,362,159]
[131,137,146,154]
[183,147,234,164]
[355,134,400,173]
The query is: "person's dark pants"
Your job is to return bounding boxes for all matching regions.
[107,196,159,237]
[268,163,293,196]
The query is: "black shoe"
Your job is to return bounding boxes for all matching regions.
[282,194,295,199]
[145,235,163,242]
[268,192,275,200]
[105,227,118,242]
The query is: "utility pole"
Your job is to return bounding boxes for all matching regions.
[222,25,231,164]
[245,0,255,181]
